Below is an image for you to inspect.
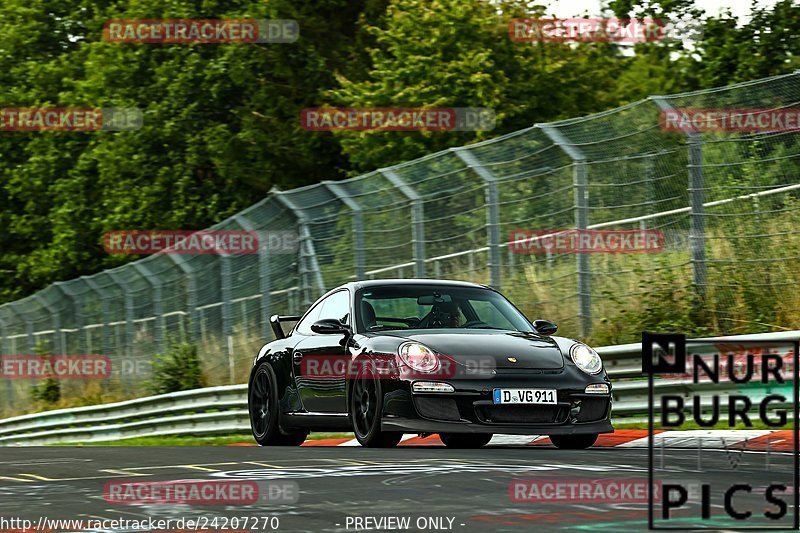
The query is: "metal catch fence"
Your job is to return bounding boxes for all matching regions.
[1,72,799,416]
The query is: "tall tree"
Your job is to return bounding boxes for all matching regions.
[327,0,684,173]
[0,0,381,302]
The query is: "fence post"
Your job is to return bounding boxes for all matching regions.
[298,240,309,305]
[132,263,164,352]
[235,214,272,341]
[34,294,62,355]
[323,181,365,280]
[0,313,13,409]
[644,155,656,230]
[107,271,135,359]
[380,168,426,278]
[82,276,112,358]
[107,270,136,395]
[54,282,85,355]
[272,188,326,306]
[574,161,590,334]
[0,314,5,355]
[539,124,591,337]
[453,147,502,289]
[288,288,299,315]
[651,97,707,295]
[6,303,36,355]
[219,251,235,384]
[167,255,198,343]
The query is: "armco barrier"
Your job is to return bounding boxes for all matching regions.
[0,331,796,445]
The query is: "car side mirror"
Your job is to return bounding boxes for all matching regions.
[533,319,558,336]
[311,318,351,335]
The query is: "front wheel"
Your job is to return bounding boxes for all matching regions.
[349,365,402,448]
[549,434,598,449]
[249,362,309,446]
[439,433,493,448]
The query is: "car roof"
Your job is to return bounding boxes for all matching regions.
[338,279,491,292]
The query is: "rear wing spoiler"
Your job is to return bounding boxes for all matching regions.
[270,314,301,339]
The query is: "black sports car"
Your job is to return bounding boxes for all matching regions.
[248,279,613,448]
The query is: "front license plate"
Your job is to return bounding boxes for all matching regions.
[493,388,557,405]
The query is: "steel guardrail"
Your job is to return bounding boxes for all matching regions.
[0,331,796,445]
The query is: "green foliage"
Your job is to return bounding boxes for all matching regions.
[1,0,799,315]
[692,0,800,86]
[30,342,61,405]
[32,378,61,404]
[149,342,206,394]
[0,0,375,302]
[626,267,711,338]
[328,0,669,173]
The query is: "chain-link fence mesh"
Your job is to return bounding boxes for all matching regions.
[1,72,799,416]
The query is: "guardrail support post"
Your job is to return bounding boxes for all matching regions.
[380,168,425,278]
[453,148,502,288]
[539,124,591,337]
[132,263,165,353]
[272,188,326,306]
[323,181,366,280]
[652,97,707,296]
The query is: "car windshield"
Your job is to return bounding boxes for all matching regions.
[355,285,534,333]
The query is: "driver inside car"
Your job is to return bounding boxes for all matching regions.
[427,301,462,328]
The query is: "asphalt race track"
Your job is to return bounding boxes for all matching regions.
[0,444,794,532]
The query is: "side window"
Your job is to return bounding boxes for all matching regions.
[295,290,350,335]
[318,290,350,325]
[295,300,324,335]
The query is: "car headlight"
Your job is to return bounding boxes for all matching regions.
[398,342,440,373]
[569,344,603,375]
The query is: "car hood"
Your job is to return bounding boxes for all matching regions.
[384,329,565,370]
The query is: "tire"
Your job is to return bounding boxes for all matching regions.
[249,362,309,446]
[349,364,402,448]
[549,434,598,449]
[439,433,493,448]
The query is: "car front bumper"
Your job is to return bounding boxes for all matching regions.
[380,369,613,435]
[382,417,613,435]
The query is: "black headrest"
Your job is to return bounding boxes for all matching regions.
[361,301,377,328]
